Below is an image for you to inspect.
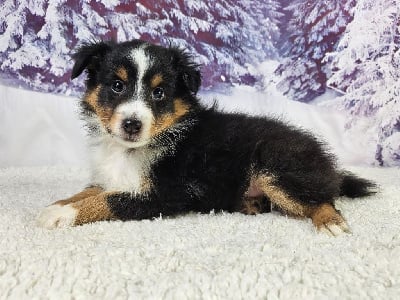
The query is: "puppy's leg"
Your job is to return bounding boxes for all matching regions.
[250,174,349,236]
[37,191,185,229]
[53,186,104,205]
[37,186,105,228]
[37,191,115,229]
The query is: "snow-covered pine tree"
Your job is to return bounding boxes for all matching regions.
[276,0,355,102]
[326,0,400,166]
[0,0,49,89]
[0,0,282,95]
[0,0,114,94]
[88,0,283,88]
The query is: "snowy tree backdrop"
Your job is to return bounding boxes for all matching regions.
[325,0,400,166]
[0,0,399,166]
[275,0,356,102]
[0,0,282,93]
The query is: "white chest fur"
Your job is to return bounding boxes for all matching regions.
[90,137,155,193]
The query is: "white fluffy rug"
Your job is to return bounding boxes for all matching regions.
[0,166,399,299]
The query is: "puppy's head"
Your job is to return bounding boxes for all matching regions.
[71,40,201,148]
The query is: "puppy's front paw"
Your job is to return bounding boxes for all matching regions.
[37,204,77,229]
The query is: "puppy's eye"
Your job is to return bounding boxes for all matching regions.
[152,87,164,101]
[111,80,125,94]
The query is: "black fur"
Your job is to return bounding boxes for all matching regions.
[339,172,377,198]
[71,41,113,82]
[106,108,376,220]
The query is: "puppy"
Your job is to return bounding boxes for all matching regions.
[37,40,376,235]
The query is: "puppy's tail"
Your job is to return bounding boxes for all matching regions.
[339,171,377,198]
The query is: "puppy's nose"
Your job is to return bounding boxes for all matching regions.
[122,118,142,135]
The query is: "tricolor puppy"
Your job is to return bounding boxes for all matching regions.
[37,40,376,235]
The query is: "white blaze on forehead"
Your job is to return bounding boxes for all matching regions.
[129,46,151,97]
[106,44,154,148]
[116,100,153,122]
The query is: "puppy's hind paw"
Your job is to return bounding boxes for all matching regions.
[317,221,351,237]
[311,203,351,237]
[37,204,77,229]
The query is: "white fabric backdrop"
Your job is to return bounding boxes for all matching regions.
[0,85,87,167]
[0,84,372,167]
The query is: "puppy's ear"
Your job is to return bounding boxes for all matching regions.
[71,41,112,80]
[170,48,201,95]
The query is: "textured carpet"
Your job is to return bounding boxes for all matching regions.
[0,166,399,299]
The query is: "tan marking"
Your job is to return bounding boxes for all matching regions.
[140,176,153,195]
[150,98,190,137]
[109,111,122,132]
[240,196,265,215]
[250,174,350,234]
[116,67,128,81]
[252,175,311,217]
[54,187,104,206]
[72,192,116,225]
[150,74,163,88]
[85,86,101,111]
[310,203,349,235]
[84,85,114,128]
